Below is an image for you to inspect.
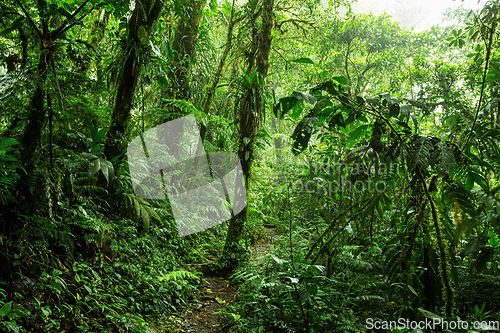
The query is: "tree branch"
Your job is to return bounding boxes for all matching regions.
[14,0,42,38]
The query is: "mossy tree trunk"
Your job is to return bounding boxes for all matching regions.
[203,0,237,115]
[221,0,275,268]
[16,0,90,170]
[104,0,164,162]
[20,52,49,169]
[165,0,208,107]
[159,0,208,160]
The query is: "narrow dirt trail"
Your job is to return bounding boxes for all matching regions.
[172,275,237,332]
[173,226,277,333]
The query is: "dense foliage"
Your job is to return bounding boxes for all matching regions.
[1,0,500,332]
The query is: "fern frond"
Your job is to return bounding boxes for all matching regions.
[163,99,207,117]
[354,295,385,303]
[409,136,433,171]
[122,193,161,232]
[159,270,198,283]
[430,141,455,177]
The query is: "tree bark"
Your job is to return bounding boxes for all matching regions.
[166,0,208,105]
[203,0,237,115]
[20,52,49,169]
[15,0,93,169]
[222,0,275,265]
[104,0,164,162]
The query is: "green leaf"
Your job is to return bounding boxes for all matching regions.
[291,116,319,154]
[99,159,114,183]
[310,81,337,95]
[396,121,412,132]
[347,124,369,148]
[418,308,442,320]
[137,25,149,45]
[332,76,348,85]
[274,96,300,118]
[0,301,12,318]
[469,170,488,190]
[408,285,418,297]
[165,40,174,62]
[379,92,391,104]
[144,205,161,221]
[291,101,303,119]
[88,159,101,178]
[0,18,24,37]
[90,126,107,143]
[389,104,400,117]
[80,152,98,160]
[159,75,169,89]
[410,114,418,133]
[141,206,150,232]
[409,137,433,171]
[464,171,475,192]
[293,91,317,104]
[291,57,314,64]
[329,112,345,129]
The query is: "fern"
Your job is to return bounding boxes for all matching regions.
[163,99,207,117]
[123,193,161,232]
[0,176,16,205]
[159,270,198,283]
[409,136,433,171]
[430,141,455,177]
[354,295,386,302]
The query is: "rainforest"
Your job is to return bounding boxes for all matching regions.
[1,0,500,332]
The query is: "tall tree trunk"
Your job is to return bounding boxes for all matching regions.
[104,0,163,162]
[20,52,49,169]
[203,0,237,115]
[86,9,109,80]
[221,0,275,267]
[159,0,207,160]
[166,0,208,106]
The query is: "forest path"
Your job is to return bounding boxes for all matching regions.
[172,225,277,333]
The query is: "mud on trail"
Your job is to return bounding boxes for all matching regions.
[172,226,277,333]
[172,275,238,332]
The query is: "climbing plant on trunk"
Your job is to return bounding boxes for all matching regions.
[104,0,164,163]
[220,0,275,268]
[165,0,209,107]
[12,0,93,169]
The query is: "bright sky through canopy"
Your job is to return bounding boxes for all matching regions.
[351,0,488,31]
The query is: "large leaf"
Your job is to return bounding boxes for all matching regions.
[99,159,114,183]
[0,18,23,37]
[430,142,455,177]
[347,124,369,149]
[329,112,345,129]
[291,116,319,155]
[81,153,114,184]
[310,80,337,95]
[89,126,107,143]
[137,25,149,45]
[468,169,489,191]
[332,76,348,85]
[291,57,314,64]
[293,91,317,104]
[0,301,12,318]
[273,96,301,118]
